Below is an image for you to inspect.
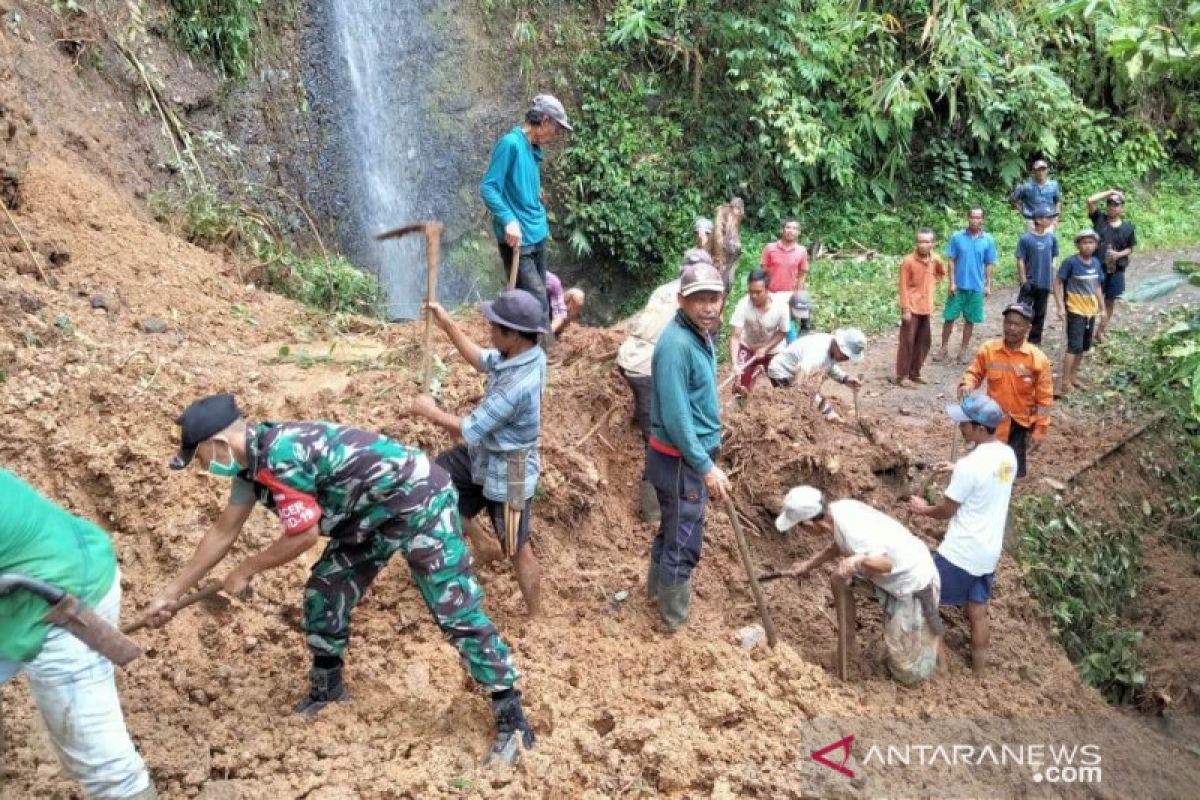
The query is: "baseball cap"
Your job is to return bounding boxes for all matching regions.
[775,486,825,532]
[1032,159,1049,170]
[679,263,724,297]
[833,328,867,363]
[1107,192,1125,205]
[1003,302,1034,321]
[529,94,572,131]
[171,393,242,469]
[945,394,1007,429]
[1032,205,1054,220]
[789,291,812,320]
[480,289,548,334]
[694,217,714,233]
[1074,228,1099,243]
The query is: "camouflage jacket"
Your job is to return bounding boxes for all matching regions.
[229,422,453,544]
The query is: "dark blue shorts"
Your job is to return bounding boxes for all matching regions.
[934,552,994,606]
[1101,269,1125,299]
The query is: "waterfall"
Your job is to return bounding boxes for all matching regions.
[312,0,469,320]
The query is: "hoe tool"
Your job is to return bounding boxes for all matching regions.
[376,221,444,392]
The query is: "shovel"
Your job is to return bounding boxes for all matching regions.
[0,573,142,666]
[122,581,231,635]
[724,498,778,648]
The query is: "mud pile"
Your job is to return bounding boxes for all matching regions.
[2,152,1199,799]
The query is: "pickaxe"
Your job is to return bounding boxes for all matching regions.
[376,221,444,392]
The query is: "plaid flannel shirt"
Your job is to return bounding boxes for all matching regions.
[461,347,546,502]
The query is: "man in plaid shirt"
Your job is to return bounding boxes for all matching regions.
[411,289,548,617]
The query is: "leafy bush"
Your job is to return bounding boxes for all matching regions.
[1017,496,1146,703]
[167,0,261,80]
[264,253,386,318]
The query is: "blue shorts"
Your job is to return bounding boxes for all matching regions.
[1101,269,1125,299]
[934,552,994,606]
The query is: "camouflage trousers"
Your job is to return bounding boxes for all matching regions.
[302,486,519,692]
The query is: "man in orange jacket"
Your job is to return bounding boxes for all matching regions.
[956,302,1053,478]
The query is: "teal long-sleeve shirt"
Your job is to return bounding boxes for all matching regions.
[480,126,548,246]
[650,311,721,474]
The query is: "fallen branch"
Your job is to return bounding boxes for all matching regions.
[580,405,621,445]
[1065,412,1166,484]
[0,196,48,284]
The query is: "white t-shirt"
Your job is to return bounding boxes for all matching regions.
[617,279,680,376]
[730,295,789,353]
[937,440,1017,576]
[830,499,937,597]
[767,333,847,382]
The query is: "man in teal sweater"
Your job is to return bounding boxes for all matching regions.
[0,469,153,799]
[480,94,572,335]
[645,261,733,631]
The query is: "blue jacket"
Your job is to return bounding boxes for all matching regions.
[650,312,721,474]
[480,126,548,246]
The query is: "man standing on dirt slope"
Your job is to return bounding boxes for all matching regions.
[0,469,154,800]
[410,290,548,618]
[729,269,790,394]
[766,327,866,423]
[909,395,1017,673]
[1054,229,1108,398]
[893,227,945,387]
[1010,159,1062,231]
[957,302,1054,480]
[645,261,733,631]
[616,248,712,524]
[144,394,535,764]
[1087,189,1138,340]
[480,94,573,338]
[1015,205,1060,345]
[774,485,944,684]
[938,208,997,364]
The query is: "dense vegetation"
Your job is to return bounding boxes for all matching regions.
[499,0,1200,286]
[166,0,262,80]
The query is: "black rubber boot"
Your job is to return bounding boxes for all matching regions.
[294,665,349,717]
[656,579,692,632]
[485,690,536,766]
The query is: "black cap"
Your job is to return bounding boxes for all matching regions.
[170,394,242,470]
[1003,302,1035,321]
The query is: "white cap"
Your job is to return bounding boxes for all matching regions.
[833,328,867,363]
[775,486,825,532]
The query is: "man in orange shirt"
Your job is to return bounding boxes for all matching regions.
[892,228,944,387]
[956,302,1054,478]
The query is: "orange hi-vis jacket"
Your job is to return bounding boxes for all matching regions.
[960,339,1054,441]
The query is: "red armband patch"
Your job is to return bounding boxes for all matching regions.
[254,468,322,535]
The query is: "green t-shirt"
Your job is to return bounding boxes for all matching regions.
[0,470,117,662]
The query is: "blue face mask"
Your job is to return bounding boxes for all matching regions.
[206,440,241,478]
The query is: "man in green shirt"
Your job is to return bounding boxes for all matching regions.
[0,469,153,799]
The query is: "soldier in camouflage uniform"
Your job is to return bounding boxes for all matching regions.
[142,394,534,765]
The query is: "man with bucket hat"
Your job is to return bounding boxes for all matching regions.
[142,394,535,764]
[957,302,1054,479]
[480,94,573,335]
[412,289,548,618]
[772,485,943,684]
[645,261,732,631]
[909,394,1017,673]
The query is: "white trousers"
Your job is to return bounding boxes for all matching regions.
[0,577,151,799]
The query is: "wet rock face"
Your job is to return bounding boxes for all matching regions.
[302,0,523,319]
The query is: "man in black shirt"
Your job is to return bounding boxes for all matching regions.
[1086,189,1137,339]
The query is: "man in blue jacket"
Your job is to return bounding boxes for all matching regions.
[480,95,573,335]
[645,261,733,631]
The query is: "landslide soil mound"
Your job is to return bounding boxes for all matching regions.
[3,156,1200,799]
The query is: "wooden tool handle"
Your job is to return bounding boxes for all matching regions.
[507,244,520,290]
[422,223,444,393]
[724,498,778,648]
[122,582,223,635]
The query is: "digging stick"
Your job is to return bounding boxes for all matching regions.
[122,581,227,635]
[508,243,520,290]
[724,498,778,648]
[421,223,444,392]
[833,578,852,680]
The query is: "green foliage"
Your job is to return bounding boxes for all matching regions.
[264,252,386,318]
[167,0,261,80]
[1017,495,1146,703]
